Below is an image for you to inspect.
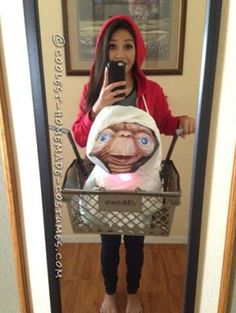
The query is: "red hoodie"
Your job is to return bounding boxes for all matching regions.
[72,15,181,147]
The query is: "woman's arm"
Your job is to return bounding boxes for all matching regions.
[72,69,129,147]
[72,84,94,147]
[146,82,195,136]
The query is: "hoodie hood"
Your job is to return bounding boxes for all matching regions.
[91,15,147,95]
[86,105,162,174]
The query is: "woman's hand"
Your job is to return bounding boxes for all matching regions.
[179,116,196,138]
[92,67,128,116]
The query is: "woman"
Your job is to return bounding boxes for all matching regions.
[72,15,195,313]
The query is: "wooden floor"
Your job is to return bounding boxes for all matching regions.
[59,243,187,313]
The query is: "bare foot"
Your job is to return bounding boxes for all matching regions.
[100,293,118,313]
[126,294,143,313]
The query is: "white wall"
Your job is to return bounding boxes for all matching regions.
[0,148,20,313]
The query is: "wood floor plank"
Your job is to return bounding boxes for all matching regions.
[59,243,187,313]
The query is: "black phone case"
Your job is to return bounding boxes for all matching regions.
[107,61,126,97]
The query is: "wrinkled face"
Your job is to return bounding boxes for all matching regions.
[108,28,136,76]
[90,122,157,173]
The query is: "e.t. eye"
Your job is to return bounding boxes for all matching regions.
[99,133,111,143]
[139,137,150,145]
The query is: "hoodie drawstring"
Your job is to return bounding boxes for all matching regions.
[142,95,149,114]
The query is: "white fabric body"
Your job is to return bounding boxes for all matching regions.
[84,105,162,192]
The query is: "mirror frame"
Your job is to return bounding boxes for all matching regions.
[22,0,223,312]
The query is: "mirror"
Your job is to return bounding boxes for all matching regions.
[22,0,223,312]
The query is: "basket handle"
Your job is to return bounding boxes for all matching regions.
[49,125,89,177]
[164,128,183,161]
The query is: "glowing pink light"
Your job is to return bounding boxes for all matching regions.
[117,173,133,181]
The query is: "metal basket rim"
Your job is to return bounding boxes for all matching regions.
[62,187,181,198]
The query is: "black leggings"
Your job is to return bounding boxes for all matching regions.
[100,234,144,295]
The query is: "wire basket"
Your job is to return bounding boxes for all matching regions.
[56,127,182,236]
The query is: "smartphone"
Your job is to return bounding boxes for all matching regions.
[107,60,126,97]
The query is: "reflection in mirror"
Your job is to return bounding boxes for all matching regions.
[18,0,221,313]
[37,0,205,312]
[21,0,222,313]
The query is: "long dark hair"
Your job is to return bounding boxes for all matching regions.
[86,18,137,111]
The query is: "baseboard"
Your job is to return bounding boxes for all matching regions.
[62,234,188,244]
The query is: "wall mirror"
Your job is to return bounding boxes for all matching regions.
[22,0,222,312]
